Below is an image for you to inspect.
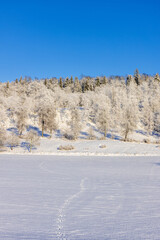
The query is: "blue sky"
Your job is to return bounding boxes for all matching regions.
[0,0,160,82]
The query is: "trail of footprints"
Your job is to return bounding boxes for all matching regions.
[39,161,88,239]
[39,161,124,240]
[56,178,88,240]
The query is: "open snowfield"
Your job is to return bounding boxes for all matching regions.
[0,155,160,240]
[4,137,160,156]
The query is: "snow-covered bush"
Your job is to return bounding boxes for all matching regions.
[99,144,106,148]
[58,145,74,150]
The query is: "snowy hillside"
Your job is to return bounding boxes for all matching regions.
[0,73,160,154]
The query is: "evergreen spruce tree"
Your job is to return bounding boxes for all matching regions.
[95,77,100,87]
[19,76,22,84]
[70,76,73,84]
[154,73,160,82]
[82,82,85,93]
[134,69,140,85]
[6,81,9,89]
[126,75,132,86]
[63,77,70,88]
[59,77,63,88]
[44,79,47,86]
[84,79,90,91]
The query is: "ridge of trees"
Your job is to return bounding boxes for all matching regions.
[0,70,160,151]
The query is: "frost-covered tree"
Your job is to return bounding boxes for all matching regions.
[0,128,6,148]
[15,98,31,136]
[19,76,22,84]
[0,104,7,127]
[0,104,8,148]
[16,108,28,135]
[47,107,57,135]
[70,107,81,140]
[25,129,40,152]
[96,100,110,137]
[120,96,139,141]
[36,94,57,137]
[74,77,82,92]
[142,97,155,136]
[7,132,20,150]
[88,126,95,140]
[102,76,108,85]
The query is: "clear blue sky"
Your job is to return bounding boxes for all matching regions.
[0,0,160,82]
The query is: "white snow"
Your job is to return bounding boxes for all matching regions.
[0,155,160,239]
[4,137,160,156]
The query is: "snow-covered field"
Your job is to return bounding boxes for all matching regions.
[4,137,160,156]
[0,155,160,239]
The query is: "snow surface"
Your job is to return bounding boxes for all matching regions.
[4,137,160,156]
[0,155,160,239]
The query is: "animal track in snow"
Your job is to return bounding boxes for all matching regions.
[39,161,88,239]
[56,178,88,240]
[39,161,55,174]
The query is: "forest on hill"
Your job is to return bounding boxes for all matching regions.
[0,69,160,151]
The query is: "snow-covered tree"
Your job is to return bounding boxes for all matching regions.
[0,128,6,148]
[16,108,28,135]
[36,94,57,137]
[25,130,40,152]
[142,97,155,136]
[120,96,139,141]
[70,107,81,140]
[96,98,111,138]
[7,132,20,150]
[15,98,31,136]
[74,77,82,92]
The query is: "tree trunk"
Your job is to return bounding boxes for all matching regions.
[29,143,32,152]
[42,120,44,137]
[104,126,107,137]
[124,124,129,141]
